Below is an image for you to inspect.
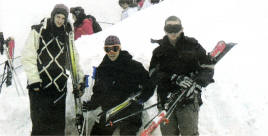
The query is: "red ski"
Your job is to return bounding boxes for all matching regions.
[140,111,169,136]
[7,38,15,60]
[209,41,236,64]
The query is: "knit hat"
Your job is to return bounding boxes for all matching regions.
[104,35,121,46]
[51,4,69,24]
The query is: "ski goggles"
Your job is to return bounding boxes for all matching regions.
[164,24,182,33]
[104,45,120,53]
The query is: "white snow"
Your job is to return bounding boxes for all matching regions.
[1,0,268,135]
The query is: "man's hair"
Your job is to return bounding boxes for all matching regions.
[165,16,181,26]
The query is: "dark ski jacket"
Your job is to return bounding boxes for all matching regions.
[88,51,153,112]
[149,33,214,105]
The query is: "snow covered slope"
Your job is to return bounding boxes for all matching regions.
[1,0,268,135]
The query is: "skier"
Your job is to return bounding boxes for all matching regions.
[21,4,85,135]
[82,35,154,135]
[119,0,139,20]
[149,16,214,136]
[70,6,102,40]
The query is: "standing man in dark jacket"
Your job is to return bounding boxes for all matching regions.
[149,16,214,136]
[82,35,154,135]
[21,4,85,135]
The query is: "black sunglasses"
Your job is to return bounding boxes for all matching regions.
[104,45,120,53]
[164,24,182,33]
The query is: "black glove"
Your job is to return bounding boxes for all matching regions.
[131,97,144,105]
[79,81,86,91]
[132,85,144,105]
[73,82,85,98]
[171,74,196,98]
[82,101,94,112]
[27,82,43,100]
[171,74,193,89]
[27,82,42,92]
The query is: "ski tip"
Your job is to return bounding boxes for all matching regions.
[217,41,237,48]
[228,42,238,46]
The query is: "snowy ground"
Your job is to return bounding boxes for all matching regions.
[1,0,268,135]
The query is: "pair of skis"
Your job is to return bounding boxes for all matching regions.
[0,32,24,96]
[66,29,84,135]
[67,28,98,136]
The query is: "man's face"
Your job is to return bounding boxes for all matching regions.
[104,44,121,61]
[165,20,183,42]
[54,14,65,27]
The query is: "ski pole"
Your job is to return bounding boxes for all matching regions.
[0,56,21,66]
[98,21,115,25]
[0,65,22,78]
[141,84,197,136]
[141,110,169,136]
[0,64,8,93]
[106,102,160,127]
[80,74,89,136]
[81,66,97,136]
[143,111,159,129]
[166,83,196,117]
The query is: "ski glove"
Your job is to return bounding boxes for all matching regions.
[73,82,85,98]
[132,85,144,105]
[27,82,42,92]
[171,74,193,89]
[131,98,144,105]
[82,101,94,112]
[78,82,86,94]
[171,74,198,98]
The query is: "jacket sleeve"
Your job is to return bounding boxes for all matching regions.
[87,70,102,110]
[149,49,171,87]
[21,30,42,85]
[194,43,215,87]
[149,49,173,105]
[136,64,154,103]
